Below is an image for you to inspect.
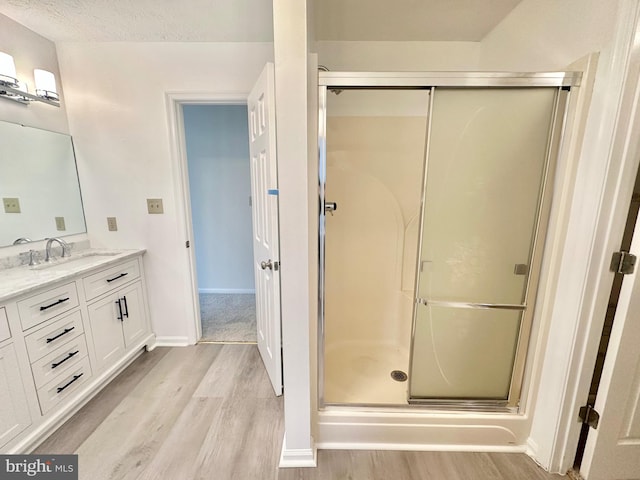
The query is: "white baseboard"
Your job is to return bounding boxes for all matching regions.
[279,434,317,468]
[154,336,191,347]
[526,437,539,458]
[198,288,255,294]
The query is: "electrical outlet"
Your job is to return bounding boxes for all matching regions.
[107,217,118,231]
[147,198,164,214]
[55,216,66,231]
[3,197,21,213]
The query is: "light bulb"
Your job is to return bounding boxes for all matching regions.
[0,52,18,86]
[34,69,59,101]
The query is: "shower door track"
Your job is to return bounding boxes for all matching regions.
[317,71,581,410]
[319,71,581,88]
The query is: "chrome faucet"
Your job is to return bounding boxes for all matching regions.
[13,237,32,245]
[45,237,70,262]
[19,249,41,266]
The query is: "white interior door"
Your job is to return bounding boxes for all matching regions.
[581,211,640,478]
[248,63,282,396]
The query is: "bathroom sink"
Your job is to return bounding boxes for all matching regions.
[31,251,120,271]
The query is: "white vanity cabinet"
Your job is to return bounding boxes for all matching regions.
[0,308,32,449]
[85,261,147,372]
[0,343,33,448]
[0,250,155,453]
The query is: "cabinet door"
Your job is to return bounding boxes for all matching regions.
[118,282,146,349]
[87,295,126,372]
[0,344,32,448]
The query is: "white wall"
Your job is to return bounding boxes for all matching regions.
[56,42,273,343]
[479,0,618,70]
[317,41,480,71]
[183,104,254,293]
[273,0,317,466]
[0,14,69,133]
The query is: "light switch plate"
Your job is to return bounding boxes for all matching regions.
[147,198,164,214]
[3,197,20,213]
[107,217,118,231]
[55,216,66,231]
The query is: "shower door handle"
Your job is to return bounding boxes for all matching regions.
[324,202,337,215]
[417,298,526,311]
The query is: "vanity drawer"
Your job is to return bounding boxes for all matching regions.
[0,307,9,343]
[83,259,140,301]
[30,335,88,388]
[24,310,84,362]
[37,356,91,415]
[18,282,79,331]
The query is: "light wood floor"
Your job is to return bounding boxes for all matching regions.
[35,344,564,480]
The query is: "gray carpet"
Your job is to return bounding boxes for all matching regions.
[199,293,257,342]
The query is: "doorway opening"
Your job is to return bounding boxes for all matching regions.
[181,104,257,343]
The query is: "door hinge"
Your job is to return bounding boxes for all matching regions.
[578,405,600,429]
[185,240,190,248]
[610,251,636,274]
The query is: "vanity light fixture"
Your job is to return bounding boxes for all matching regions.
[0,54,60,107]
[0,51,18,87]
[34,69,59,102]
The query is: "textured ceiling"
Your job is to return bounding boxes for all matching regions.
[0,0,522,43]
[0,0,274,42]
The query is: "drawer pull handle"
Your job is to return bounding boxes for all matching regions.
[46,326,75,343]
[51,350,80,369]
[106,272,128,283]
[40,297,70,311]
[56,373,83,393]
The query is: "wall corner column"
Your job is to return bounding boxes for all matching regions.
[273,0,317,468]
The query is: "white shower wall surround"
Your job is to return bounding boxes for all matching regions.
[317,71,578,450]
[323,91,429,404]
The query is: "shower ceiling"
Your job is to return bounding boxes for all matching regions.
[315,0,523,41]
[0,0,521,43]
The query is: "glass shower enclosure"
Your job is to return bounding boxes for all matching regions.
[318,72,578,409]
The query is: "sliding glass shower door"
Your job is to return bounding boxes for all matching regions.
[409,88,565,404]
[317,71,578,409]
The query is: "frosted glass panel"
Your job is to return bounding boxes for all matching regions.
[410,87,558,402]
[418,88,557,305]
[410,304,521,399]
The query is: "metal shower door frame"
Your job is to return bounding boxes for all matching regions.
[317,71,580,410]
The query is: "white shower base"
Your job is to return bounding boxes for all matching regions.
[324,341,410,405]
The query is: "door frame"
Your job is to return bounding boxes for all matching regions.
[531,0,640,473]
[165,92,250,345]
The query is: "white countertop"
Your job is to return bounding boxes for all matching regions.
[0,249,146,303]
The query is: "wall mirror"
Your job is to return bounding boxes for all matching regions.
[0,120,86,247]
